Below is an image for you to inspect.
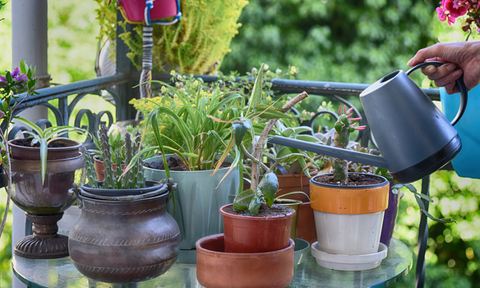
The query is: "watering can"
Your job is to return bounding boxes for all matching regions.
[268,61,468,183]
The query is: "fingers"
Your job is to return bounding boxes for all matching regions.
[420,63,463,94]
[407,44,449,67]
[444,81,459,95]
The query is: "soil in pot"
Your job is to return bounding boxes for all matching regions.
[9,138,82,160]
[144,155,188,171]
[222,203,294,217]
[313,173,384,186]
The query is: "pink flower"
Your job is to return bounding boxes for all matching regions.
[444,0,468,17]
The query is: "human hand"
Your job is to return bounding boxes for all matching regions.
[407,41,480,94]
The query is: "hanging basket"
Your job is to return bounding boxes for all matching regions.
[118,0,181,25]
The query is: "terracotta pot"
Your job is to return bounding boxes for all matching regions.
[69,182,181,283]
[93,157,125,182]
[310,173,389,255]
[220,204,295,253]
[275,174,317,244]
[196,234,294,288]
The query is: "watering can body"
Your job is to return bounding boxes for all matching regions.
[359,67,462,183]
[268,61,467,184]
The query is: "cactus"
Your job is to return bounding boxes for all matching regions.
[83,146,98,189]
[85,124,147,189]
[332,105,366,184]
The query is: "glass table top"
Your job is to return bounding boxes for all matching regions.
[13,238,411,288]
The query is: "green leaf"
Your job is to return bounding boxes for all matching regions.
[233,189,256,211]
[259,172,279,207]
[246,64,264,115]
[232,121,250,147]
[20,60,27,74]
[255,106,291,120]
[39,138,48,184]
[404,183,417,193]
[420,209,456,224]
[248,196,262,214]
[295,134,321,143]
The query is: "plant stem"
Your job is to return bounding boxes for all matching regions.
[250,91,308,192]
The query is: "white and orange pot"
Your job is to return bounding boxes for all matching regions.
[309,173,389,255]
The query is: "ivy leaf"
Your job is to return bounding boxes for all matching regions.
[233,189,256,211]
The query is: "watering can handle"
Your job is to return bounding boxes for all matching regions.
[406,61,467,126]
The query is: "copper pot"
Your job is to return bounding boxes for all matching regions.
[69,183,181,283]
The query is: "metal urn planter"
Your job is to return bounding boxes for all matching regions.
[68,181,181,283]
[9,138,84,259]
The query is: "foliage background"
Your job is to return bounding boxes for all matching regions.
[1,0,480,287]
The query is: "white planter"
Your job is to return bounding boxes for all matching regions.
[313,210,385,255]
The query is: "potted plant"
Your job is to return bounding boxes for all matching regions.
[262,119,328,244]
[68,124,181,283]
[0,61,38,240]
[130,65,293,255]
[195,90,309,288]
[94,0,248,75]
[307,105,391,271]
[8,117,86,259]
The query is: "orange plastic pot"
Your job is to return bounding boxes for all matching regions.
[93,157,125,182]
[196,234,294,288]
[220,204,295,253]
[275,174,317,244]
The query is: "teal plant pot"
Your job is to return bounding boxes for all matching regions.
[144,155,240,250]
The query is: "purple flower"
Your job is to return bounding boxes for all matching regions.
[11,67,28,85]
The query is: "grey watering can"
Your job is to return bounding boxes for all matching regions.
[268,61,468,183]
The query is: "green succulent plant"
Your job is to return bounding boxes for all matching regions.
[84,124,146,189]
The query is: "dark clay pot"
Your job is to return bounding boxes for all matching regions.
[68,183,181,283]
[220,204,295,253]
[9,138,83,214]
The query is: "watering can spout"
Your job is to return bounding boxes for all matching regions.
[267,136,389,169]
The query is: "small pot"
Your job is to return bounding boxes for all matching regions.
[220,204,295,253]
[93,157,125,182]
[196,234,294,288]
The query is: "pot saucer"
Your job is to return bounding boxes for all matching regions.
[311,242,387,271]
